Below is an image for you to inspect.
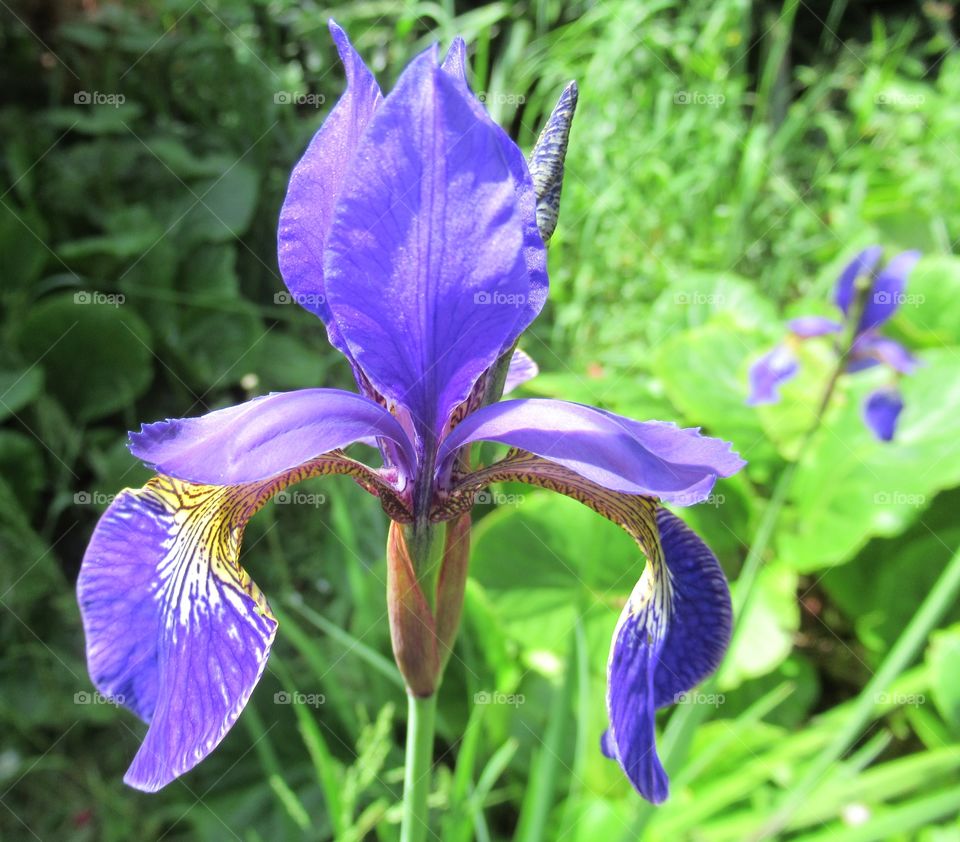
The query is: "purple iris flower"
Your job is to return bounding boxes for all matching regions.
[77,22,743,803]
[747,247,921,441]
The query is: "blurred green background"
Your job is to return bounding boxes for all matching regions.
[2,0,960,839]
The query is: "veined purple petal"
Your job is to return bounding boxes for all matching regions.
[503,348,539,394]
[324,49,544,441]
[604,509,731,802]
[834,246,883,316]
[78,476,280,792]
[859,250,921,333]
[437,399,744,504]
[440,36,549,317]
[648,509,732,707]
[849,333,919,375]
[440,36,468,79]
[746,344,798,405]
[277,21,382,345]
[863,387,904,442]
[129,389,416,485]
[787,315,843,338]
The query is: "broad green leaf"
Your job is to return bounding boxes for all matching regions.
[470,492,639,658]
[17,293,153,422]
[651,316,780,469]
[179,164,260,244]
[896,255,960,348]
[719,563,799,686]
[0,366,44,422]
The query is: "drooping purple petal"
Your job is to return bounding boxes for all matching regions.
[130,388,417,484]
[78,476,279,792]
[849,333,919,375]
[834,246,883,316]
[746,344,798,405]
[323,49,544,440]
[437,399,744,504]
[604,509,731,803]
[863,387,904,442]
[606,601,668,803]
[648,509,732,707]
[787,315,843,338]
[277,21,382,344]
[503,348,539,394]
[858,250,921,333]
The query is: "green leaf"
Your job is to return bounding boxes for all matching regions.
[0,366,44,422]
[179,164,260,245]
[470,491,639,658]
[651,316,780,469]
[16,293,153,422]
[896,255,960,348]
[0,201,49,291]
[927,624,960,732]
[719,564,799,686]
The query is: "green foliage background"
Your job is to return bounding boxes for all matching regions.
[2,0,960,839]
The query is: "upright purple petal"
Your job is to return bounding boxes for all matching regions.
[440,38,549,355]
[605,509,731,803]
[503,348,539,394]
[858,250,921,333]
[834,246,883,316]
[437,399,744,504]
[787,315,842,338]
[746,344,798,405]
[323,49,544,440]
[129,388,417,484]
[863,387,904,442]
[277,21,382,344]
[78,476,280,791]
[440,36,468,80]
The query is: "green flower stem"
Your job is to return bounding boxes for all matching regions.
[401,692,438,842]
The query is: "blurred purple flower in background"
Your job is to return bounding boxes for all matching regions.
[748,247,921,440]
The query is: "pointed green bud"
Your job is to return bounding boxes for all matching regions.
[528,81,578,242]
